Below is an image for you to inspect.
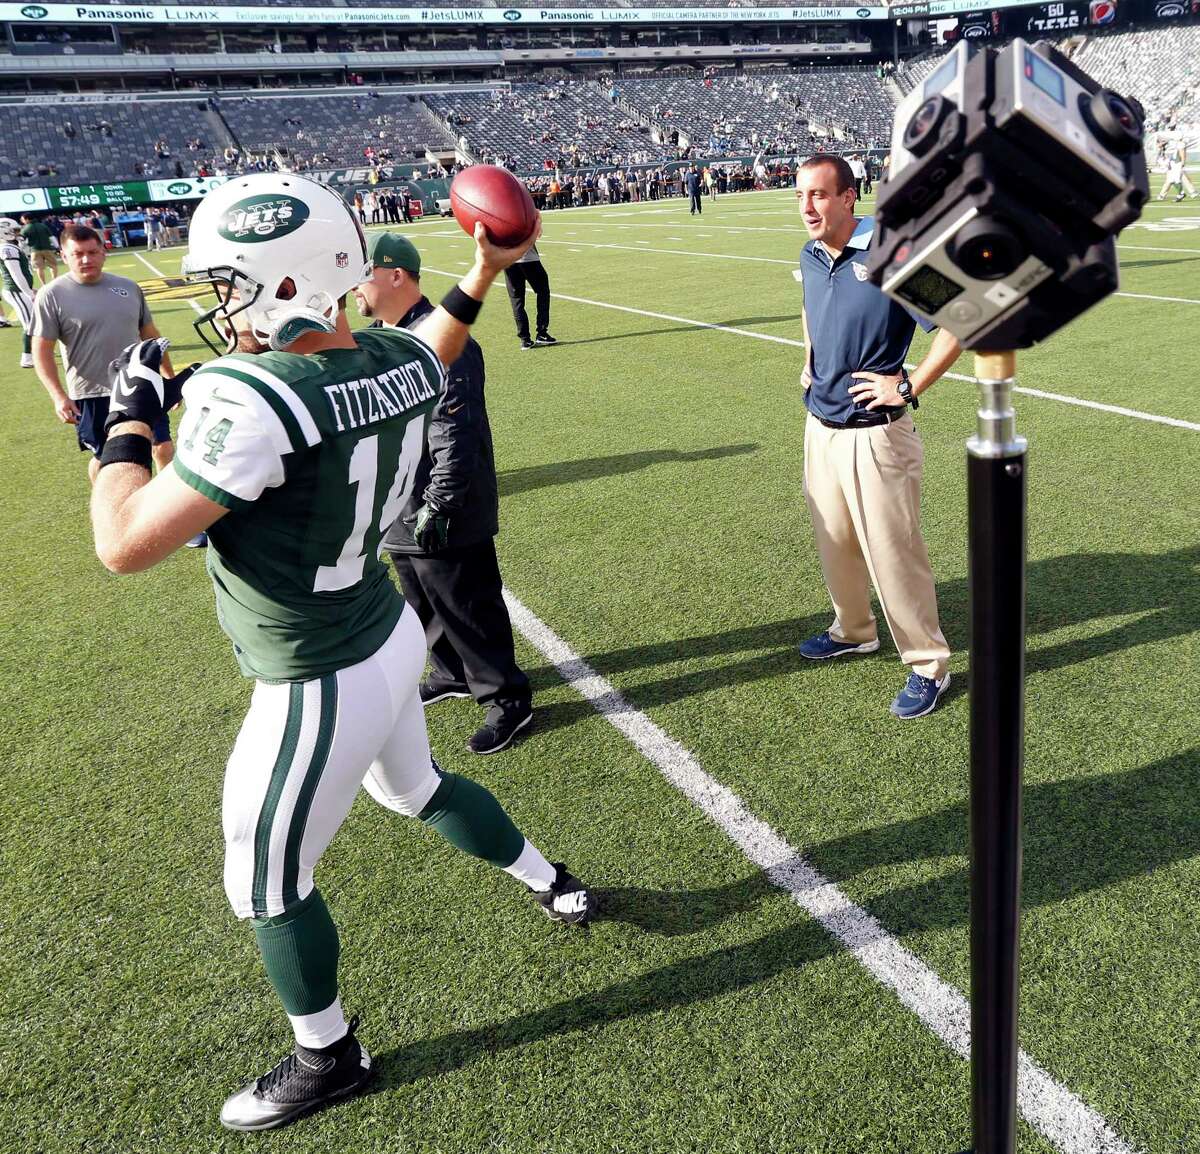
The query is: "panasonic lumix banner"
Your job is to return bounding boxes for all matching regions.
[0,4,890,23]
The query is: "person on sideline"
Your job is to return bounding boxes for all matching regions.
[794,155,962,719]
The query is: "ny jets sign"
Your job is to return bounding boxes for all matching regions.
[219,194,308,243]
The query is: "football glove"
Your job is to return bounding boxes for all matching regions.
[407,502,451,553]
[104,338,199,435]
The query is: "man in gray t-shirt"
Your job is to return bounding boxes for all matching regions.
[33,223,174,483]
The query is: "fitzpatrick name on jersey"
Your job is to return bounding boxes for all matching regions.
[324,361,437,434]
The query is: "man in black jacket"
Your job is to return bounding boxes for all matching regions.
[354,233,533,755]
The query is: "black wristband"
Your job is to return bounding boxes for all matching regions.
[99,431,153,472]
[441,285,483,326]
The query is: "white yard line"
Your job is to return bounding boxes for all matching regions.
[422,264,1200,433]
[422,235,1200,304]
[134,251,205,316]
[503,590,1140,1154]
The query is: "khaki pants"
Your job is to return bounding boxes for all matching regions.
[803,411,949,680]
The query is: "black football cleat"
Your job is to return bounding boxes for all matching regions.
[467,702,533,755]
[219,1018,373,1132]
[534,863,596,927]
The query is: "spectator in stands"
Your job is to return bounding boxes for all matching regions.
[20,214,58,287]
[504,242,555,352]
[354,233,534,756]
[794,155,960,720]
[31,224,177,487]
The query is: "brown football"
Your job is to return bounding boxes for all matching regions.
[449,165,538,249]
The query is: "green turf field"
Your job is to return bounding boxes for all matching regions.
[1,188,1197,1154]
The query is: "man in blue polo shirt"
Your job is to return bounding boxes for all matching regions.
[795,155,962,719]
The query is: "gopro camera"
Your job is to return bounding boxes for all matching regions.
[869,38,1148,349]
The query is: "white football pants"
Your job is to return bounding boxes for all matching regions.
[222,603,442,920]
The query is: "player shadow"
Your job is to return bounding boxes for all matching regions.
[525,544,1199,735]
[369,747,1198,1095]
[591,872,777,936]
[1118,256,1200,269]
[499,443,758,498]
[525,611,827,738]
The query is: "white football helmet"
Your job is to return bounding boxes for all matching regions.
[0,217,20,243]
[182,173,371,353]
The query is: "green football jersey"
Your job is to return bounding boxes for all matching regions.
[172,326,444,681]
[0,242,32,294]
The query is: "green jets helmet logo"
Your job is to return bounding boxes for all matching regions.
[218,194,309,243]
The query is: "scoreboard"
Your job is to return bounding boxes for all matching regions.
[47,177,229,210]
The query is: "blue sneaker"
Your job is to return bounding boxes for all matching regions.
[185,533,208,549]
[890,671,951,719]
[798,631,881,660]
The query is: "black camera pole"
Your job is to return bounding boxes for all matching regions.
[964,351,1026,1154]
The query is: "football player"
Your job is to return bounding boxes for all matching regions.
[0,217,35,368]
[89,174,594,1133]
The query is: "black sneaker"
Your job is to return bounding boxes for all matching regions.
[534,331,557,346]
[520,337,535,350]
[219,1018,373,1132]
[467,702,533,754]
[419,679,471,707]
[534,863,596,926]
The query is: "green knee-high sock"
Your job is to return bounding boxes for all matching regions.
[22,333,30,355]
[418,772,525,868]
[252,888,340,1016]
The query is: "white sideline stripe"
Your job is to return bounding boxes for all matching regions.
[134,251,205,316]
[423,236,1200,305]
[503,589,1138,1154]
[422,265,1197,432]
[534,236,797,266]
[549,222,1200,255]
[1114,290,1200,304]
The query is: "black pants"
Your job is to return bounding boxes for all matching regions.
[689,191,702,214]
[504,261,550,341]
[390,541,531,710]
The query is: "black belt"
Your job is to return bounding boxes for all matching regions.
[812,407,906,431]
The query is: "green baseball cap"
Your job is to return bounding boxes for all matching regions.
[368,232,421,274]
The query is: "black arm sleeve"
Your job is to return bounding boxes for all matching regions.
[422,341,485,512]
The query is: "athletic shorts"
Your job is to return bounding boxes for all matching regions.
[76,395,170,457]
[31,250,57,270]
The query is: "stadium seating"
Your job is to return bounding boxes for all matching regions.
[425,82,656,169]
[616,69,896,154]
[1072,24,1200,131]
[218,92,458,170]
[0,99,218,187]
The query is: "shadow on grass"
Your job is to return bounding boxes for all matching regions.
[1118,256,1200,269]
[499,443,758,498]
[372,746,1199,1092]
[524,545,1199,734]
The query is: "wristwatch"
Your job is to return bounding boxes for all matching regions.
[898,368,918,410]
